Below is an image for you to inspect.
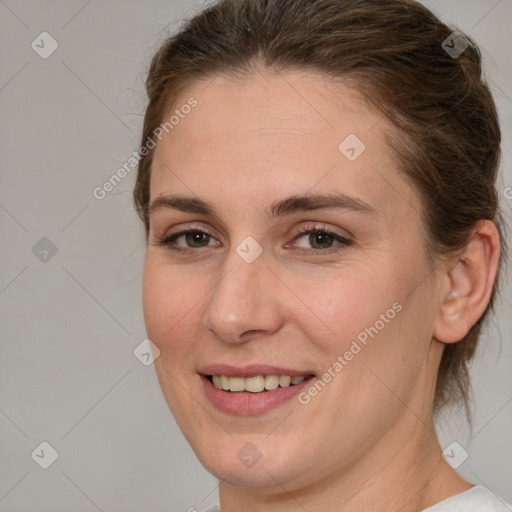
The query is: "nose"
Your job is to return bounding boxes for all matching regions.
[201,245,284,344]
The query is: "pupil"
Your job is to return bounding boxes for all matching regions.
[187,232,209,246]
[311,231,332,249]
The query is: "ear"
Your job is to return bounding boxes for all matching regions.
[433,220,501,344]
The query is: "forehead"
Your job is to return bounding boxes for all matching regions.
[159,70,379,154]
[150,70,416,222]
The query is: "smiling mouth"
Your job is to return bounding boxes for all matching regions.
[207,374,315,393]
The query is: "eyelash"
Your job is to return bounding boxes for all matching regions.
[292,224,352,253]
[155,223,352,255]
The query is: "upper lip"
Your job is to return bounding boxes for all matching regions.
[199,364,316,378]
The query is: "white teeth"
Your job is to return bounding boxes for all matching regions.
[229,377,245,392]
[210,374,309,392]
[245,376,265,393]
[220,375,230,391]
[264,375,279,390]
[279,375,291,387]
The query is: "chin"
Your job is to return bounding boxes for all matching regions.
[187,430,315,490]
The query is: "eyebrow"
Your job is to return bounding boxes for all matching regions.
[148,191,379,219]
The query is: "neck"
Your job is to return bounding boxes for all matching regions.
[218,411,471,512]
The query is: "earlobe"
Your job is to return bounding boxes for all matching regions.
[433,220,500,344]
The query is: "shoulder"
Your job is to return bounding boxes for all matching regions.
[421,486,512,512]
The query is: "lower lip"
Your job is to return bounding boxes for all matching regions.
[201,375,314,416]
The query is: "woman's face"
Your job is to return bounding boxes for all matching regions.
[143,71,444,491]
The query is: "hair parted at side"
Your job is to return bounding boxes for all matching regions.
[133,0,508,417]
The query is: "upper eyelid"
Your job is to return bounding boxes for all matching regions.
[295,223,350,237]
[291,226,352,248]
[164,223,346,238]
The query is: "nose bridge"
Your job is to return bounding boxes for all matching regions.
[201,243,282,343]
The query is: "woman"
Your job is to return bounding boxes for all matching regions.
[133,0,510,510]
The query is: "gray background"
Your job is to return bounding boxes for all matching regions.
[0,1,511,511]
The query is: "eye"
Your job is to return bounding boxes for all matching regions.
[154,223,352,254]
[156,228,221,251]
[291,223,352,252]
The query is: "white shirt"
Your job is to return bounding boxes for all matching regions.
[421,485,511,511]
[204,485,511,511]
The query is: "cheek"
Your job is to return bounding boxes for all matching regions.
[287,260,403,352]
[291,257,427,398]
[142,257,204,358]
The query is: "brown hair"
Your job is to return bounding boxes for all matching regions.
[133,0,508,417]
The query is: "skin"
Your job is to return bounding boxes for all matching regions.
[142,69,500,512]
